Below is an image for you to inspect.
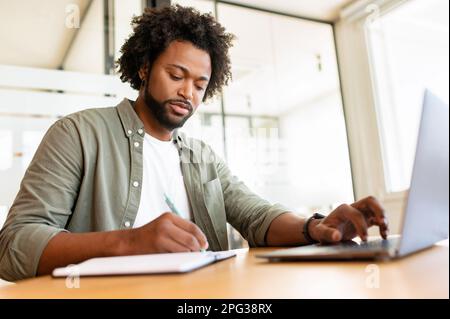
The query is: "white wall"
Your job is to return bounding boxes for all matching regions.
[114,0,144,62]
[63,0,104,73]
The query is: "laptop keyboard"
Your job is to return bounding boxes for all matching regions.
[324,237,401,251]
[258,236,402,260]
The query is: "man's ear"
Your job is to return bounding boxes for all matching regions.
[138,65,148,83]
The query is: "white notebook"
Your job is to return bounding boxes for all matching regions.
[52,250,236,277]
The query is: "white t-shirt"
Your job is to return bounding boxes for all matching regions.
[133,133,192,228]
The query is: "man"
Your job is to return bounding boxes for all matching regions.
[0,5,388,282]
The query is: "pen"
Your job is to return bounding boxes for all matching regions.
[164,193,206,253]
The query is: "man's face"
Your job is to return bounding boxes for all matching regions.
[140,40,212,130]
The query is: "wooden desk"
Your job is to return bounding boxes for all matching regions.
[0,245,448,299]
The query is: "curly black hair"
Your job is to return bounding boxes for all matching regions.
[116,5,235,101]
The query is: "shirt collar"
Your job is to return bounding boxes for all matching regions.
[116,98,145,138]
[116,98,190,151]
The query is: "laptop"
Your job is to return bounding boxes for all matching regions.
[257,90,449,261]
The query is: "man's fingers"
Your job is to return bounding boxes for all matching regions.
[340,205,369,241]
[355,196,389,239]
[170,214,209,250]
[159,236,191,253]
[316,224,342,244]
[366,196,389,239]
[167,223,203,252]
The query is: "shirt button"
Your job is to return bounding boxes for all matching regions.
[127,130,132,135]
[124,221,131,228]
[133,181,139,187]
[134,142,140,148]
[138,129,144,134]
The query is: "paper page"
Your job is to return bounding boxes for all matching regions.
[52,250,236,277]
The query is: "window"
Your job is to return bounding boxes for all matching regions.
[366,0,449,192]
[218,3,354,214]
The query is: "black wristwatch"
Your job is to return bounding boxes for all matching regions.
[302,213,326,244]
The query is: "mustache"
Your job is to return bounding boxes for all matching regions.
[165,99,193,112]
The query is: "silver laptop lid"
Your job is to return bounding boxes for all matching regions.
[398,90,449,256]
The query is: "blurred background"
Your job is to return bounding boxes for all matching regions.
[0,0,448,248]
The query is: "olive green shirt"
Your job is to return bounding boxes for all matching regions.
[0,98,289,281]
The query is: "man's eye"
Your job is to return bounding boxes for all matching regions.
[196,86,205,91]
[170,74,182,80]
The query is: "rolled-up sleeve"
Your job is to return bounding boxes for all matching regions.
[215,151,290,247]
[0,118,82,281]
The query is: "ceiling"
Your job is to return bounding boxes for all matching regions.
[0,0,356,69]
[222,0,356,22]
[0,0,91,69]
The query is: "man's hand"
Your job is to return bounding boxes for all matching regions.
[309,196,389,244]
[37,212,209,276]
[128,212,209,253]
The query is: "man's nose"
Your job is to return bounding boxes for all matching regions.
[178,82,194,101]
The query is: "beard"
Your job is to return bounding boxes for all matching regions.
[143,86,194,131]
